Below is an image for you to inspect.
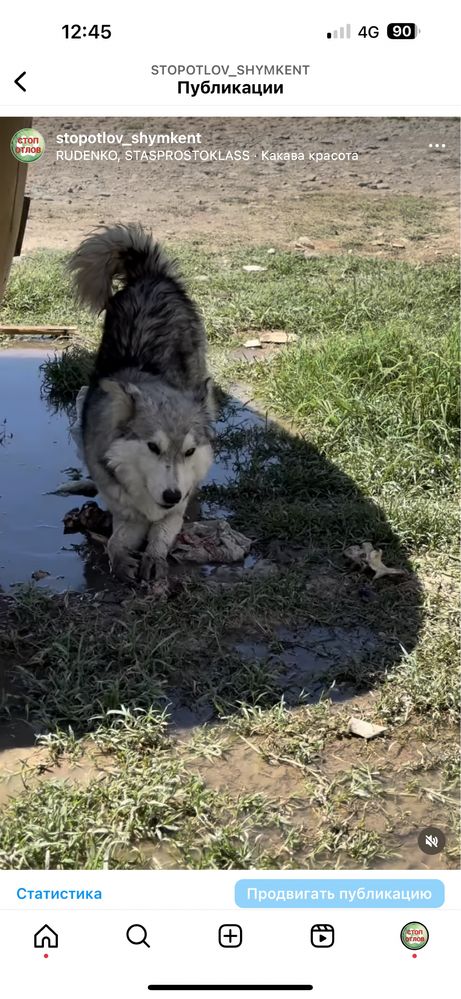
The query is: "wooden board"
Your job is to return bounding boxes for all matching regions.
[0,118,32,303]
[0,324,77,336]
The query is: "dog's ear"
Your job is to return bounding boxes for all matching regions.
[100,379,141,423]
[194,377,216,419]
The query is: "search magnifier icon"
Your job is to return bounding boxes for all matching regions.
[126,923,150,948]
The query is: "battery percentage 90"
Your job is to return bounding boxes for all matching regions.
[387,23,418,39]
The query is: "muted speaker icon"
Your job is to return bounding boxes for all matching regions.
[327,24,351,39]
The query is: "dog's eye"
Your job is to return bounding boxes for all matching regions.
[184,447,196,458]
[148,442,161,455]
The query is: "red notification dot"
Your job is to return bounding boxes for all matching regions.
[412,954,417,959]
[44,954,49,959]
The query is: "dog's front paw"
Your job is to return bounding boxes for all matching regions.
[139,553,168,583]
[110,551,139,583]
[139,553,154,582]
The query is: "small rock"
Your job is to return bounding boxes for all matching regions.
[295,237,316,249]
[31,569,51,582]
[348,717,387,740]
[231,348,259,363]
[267,248,276,254]
[242,265,267,273]
[391,242,406,249]
[243,338,262,348]
[259,330,298,344]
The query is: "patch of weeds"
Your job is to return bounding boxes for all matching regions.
[0,709,294,870]
[40,346,95,406]
[245,322,458,472]
[0,252,97,335]
[227,701,343,769]
[0,585,294,732]
[230,332,458,551]
[308,824,393,868]
[377,628,460,725]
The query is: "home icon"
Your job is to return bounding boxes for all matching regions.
[34,924,59,949]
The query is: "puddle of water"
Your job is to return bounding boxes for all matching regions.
[215,387,266,433]
[0,353,263,593]
[200,553,259,579]
[0,718,37,753]
[200,501,234,520]
[0,746,45,806]
[0,743,109,807]
[0,348,99,592]
[194,736,305,799]
[234,624,380,702]
[203,388,267,489]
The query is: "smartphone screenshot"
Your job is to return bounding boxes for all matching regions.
[0,2,459,996]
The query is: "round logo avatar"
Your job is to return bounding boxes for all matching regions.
[10,128,45,163]
[400,921,429,951]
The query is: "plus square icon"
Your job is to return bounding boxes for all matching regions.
[219,924,242,948]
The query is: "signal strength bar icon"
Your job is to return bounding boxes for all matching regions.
[327,24,351,39]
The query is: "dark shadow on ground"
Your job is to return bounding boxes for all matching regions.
[0,349,424,748]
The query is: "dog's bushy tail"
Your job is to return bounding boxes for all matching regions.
[68,224,180,312]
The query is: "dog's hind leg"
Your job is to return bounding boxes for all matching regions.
[108,516,148,582]
[140,512,184,582]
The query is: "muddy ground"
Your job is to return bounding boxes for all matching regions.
[22,116,460,259]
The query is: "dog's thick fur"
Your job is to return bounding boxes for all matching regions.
[69,224,214,582]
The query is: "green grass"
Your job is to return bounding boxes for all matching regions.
[0,243,459,870]
[39,346,95,405]
[1,566,428,737]
[176,250,457,345]
[0,251,96,333]
[2,246,458,346]
[16,247,457,549]
[0,709,294,870]
[241,323,458,545]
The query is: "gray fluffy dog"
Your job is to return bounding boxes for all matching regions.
[69,224,214,582]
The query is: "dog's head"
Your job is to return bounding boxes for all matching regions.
[100,376,214,516]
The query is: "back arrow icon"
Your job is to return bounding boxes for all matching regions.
[14,71,27,92]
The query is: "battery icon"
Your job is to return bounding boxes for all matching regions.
[387,23,418,38]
